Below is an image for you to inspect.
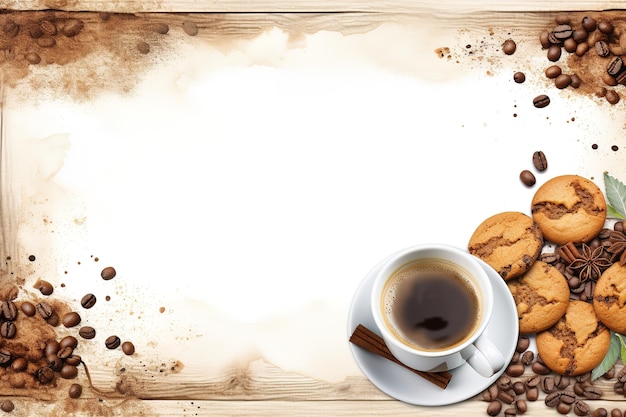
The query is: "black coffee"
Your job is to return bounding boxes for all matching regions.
[382,259,481,351]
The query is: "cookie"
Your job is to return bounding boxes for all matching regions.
[507,261,570,334]
[536,300,611,376]
[593,262,626,333]
[531,175,606,245]
[468,211,543,280]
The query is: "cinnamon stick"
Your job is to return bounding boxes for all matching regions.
[349,324,452,389]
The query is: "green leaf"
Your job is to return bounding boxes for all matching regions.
[592,331,621,380]
[608,205,626,220]
[604,173,626,219]
[618,333,626,365]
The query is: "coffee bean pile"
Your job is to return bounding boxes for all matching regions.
[538,13,626,105]
[0,264,137,413]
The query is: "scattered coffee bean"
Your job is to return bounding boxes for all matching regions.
[497,375,513,390]
[78,326,96,339]
[557,402,572,414]
[483,384,499,402]
[516,336,530,352]
[0,400,14,412]
[0,321,16,339]
[564,37,577,53]
[10,357,27,372]
[606,90,620,105]
[503,39,517,55]
[504,407,517,417]
[36,302,53,319]
[582,384,602,399]
[552,24,573,40]
[547,45,562,61]
[513,72,526,83]
[46,353,63,371]
[44,340,60,356]
[81,293,96,309]
[610,409,622,417]
[60,364,78,379]
[101,266,117,280]
[560,389,577,404]
[520,170,536,186]
[20,301,35,316]
[36,280,54,296]
[68,383,82,399]
[36,366,55,383]
[65,355,81,366]
[532,151,548,171]
[545,65,562,79]
[617,366,626,383]
[62,18,84,37]
[539,30,551,49]
[512,381,526,395]
[595,40,610,57]
[582,16,597,32]
[533,94,550,108]
[541,376,556,393]
[150,22,170,34]
[506,363,525,377]
[607,57,624,76]
[515,399,527,414]
[36,36,56,48]
[555,73,572,89]
[525,386,539,401]
[499,389,515,404]
[105,335,121,349]
[58,346,73,360]
[598,20,614,35]
[573,399,590,416]
[137,41,150,54]
[525,375,541,387]
[487,400,502,416]
[121,341,135,355]
[62,312,81,328]
[1,301,17,321]
[575,42,590,57]
[24,51,41,65]
[591,408,608,417]
[545,391,561,407]
[570,74,582,88]
[554,375,570,389]
[182,21,198,36]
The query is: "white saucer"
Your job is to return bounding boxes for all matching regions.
[347,254,518,406]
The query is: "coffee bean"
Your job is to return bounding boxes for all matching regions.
[539,30,551,49]
[545,65,562,79]
[78,326,96,339]
[499,389,515,404]
[513,72,526,83]
[560,389,577,404]
[520,170,536,186]
[81,293,96,309]
[36,366,54,383]
[552,24,573,40]
[137,41,150,54]
[603,366,616,379]
[563,38,578,53]
[62,312,81,328]
[36,302,53,319]
[65,355,81,366]
[510,351,520,363]
[557,403,572,414]
[595,40,610,57]
[59,335,78,350]
[10,357,27,372]
[613,380,624,394]
[515,336,530,352]
[591,408,608,417]
[0,400,14,412]
[0,349,11,366]
[572,28,588,42]
[610,409,622,417]
[506,363,525,377]
[101,266,117,280]
[525,386,539,401]
[606,90,620,105]
[582,384,602,399]
[483,384,499,401]
[515,399,527,414]
[573,400,590,416]
[555,74,572,89]
[1,321,16,339]
[616,366,626,382]
[150,22,170,34]
[46,353,63,371]
[554,375,570,389]
[182,21,198,36]
[62,18,84,37]
[525,375,541,387]
[39,20,57,36]
[504,407,517,417]
[607,57,624,77]
[121,341,135,355]
[533,94,550,108]
[512,381,526,395]
[532,151,548,171]
[545,391,561,407]
[547,45,562,61]
[105,335,121,349]
[503,39,517,55]
[487,400,502,416]
[20,301,35,317]
[541,376,556,393]
[58,346,73,360]
[582,16,597,32]
[60,364,78,379]
[37,280,54,296]
[575,42,590,57]
[497,375,513,390]
[29,23,43,38]
[69,383,82,398]
[598,20,614,35]
[44,340,60,356]
[570,74,582,88]
[1,301,17,321]
[37,36,56,48]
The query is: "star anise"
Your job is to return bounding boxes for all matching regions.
[568,243,612,282]
[606,230,626,266]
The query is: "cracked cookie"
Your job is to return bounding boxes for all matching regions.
[531,175,606,245]
[536,300,611,376]
[507,260,570,334]
[468,211,543,280]
[593,262,626,333]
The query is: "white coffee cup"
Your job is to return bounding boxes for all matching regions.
[371,244,505,377]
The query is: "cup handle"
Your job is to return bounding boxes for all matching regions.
[466,334,506,378]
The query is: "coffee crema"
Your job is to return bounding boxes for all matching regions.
[381,259,482,352]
